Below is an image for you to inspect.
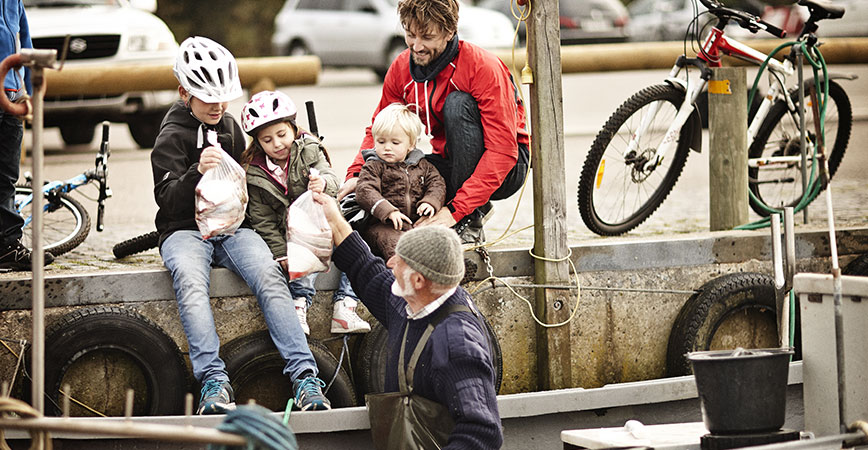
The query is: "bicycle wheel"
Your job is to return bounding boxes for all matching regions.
[113,231,160,258]
[15,185,91,257]
[579,84,692,236]
[748,79,852,216]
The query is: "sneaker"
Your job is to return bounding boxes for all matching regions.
[294,298,310,335]
[293,375,331,411]
[331,298,371,334]
[0,241,55,271]
[196,379,236,415]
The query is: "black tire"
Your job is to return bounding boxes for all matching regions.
[748,79,852,216]
[36,306,189,416]
[128,111,168,150]
[355,312,503,396]
[113,231,160,259]
[578,84,692,236]
[287,41,311,57]
[375,39,405,80]
[221,331,357,410]
[666,272,780,377]
[15,184,90,257]
[843,253,868,276]
[59,122,96,146]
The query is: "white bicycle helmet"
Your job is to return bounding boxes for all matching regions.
[241,90,298,136]
[174,36,242,103]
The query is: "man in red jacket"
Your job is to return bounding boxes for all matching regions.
[338,0,530,244]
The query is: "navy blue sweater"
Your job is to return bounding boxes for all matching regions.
[334,232,503,449]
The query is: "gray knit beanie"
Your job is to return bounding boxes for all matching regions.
[395,225,465,286]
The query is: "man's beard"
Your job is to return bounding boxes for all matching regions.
[391,269,416,298]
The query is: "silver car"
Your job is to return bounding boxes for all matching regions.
[271,0,514,79]
[25,0,178,148]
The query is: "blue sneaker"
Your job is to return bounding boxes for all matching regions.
[197,379,236,415]
[293,375,331,411]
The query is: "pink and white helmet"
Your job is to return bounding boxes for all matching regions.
[241,90,298,136]
[173,36,242,103]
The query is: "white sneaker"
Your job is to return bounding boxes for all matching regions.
[294,298,310,336]
[331,298,371,334]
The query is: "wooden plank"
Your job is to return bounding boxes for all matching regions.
[525,0,572,390]
[708,67,749,231]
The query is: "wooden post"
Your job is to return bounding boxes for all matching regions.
[708,67,749,231]
[526,0,572,390]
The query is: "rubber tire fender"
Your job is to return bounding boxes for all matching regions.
[37,306,189,416]
[221,330,357,409]
[843,252,868,276]
[665,272,779,377]
[355,313,503,396]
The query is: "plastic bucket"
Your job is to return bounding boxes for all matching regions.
[688,347,793,434]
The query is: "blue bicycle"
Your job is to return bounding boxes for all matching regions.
[15,122,111,257]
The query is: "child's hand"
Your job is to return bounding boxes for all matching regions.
[417,202,435,217]
[198,146,223,174]
[308,172,325,193]
[387,211,411,230]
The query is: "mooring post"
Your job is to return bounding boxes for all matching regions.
[708,67,749,231]
[525,0,572,390]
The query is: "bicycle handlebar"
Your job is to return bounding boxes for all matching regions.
[696,0,786,38]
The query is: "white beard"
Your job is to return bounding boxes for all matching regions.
[391,270,416,298]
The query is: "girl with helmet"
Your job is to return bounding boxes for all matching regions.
[241,90,371,336]
[152,39,331,414]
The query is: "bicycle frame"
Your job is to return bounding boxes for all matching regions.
[16,175,93,228]
[630,21,809,174]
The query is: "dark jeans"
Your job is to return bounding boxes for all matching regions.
[425,91,529,206]
[0,110,24,247]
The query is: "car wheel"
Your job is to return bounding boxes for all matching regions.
[375,40,406,80]
[128,110,167,149]
[288,41,311,57]
[59,122,96,146]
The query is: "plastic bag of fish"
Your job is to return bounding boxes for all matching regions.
[195,134,248,239]
[285,189,333,280]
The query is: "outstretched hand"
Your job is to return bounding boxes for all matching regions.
[414,207,456,228]
[311,191,353,245]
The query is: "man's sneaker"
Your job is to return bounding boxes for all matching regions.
[294,298,310,335]
[196,379,236,415]
[331,298,371,334]
[452,202,493,244]
[293,375,331,411]
[0,241,54,271]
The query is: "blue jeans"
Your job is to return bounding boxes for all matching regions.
[0,110,24,247]
[160,228,317,383]
[298,271,359,309]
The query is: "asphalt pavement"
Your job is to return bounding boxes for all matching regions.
[16,65,868,275]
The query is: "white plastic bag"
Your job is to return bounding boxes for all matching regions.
[285,187,333,280]
[195,130,248,239]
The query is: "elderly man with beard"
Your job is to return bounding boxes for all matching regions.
[337,0,530,245]
[313,191,502,449]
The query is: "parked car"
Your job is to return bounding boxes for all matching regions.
[25,0,179,148]
[477,0,630,45]
[271,0,515,79]
[626,0,763,42]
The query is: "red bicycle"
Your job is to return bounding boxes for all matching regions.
[578,0,853,236]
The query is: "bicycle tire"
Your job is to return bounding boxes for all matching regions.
[748,79,852,216]
[578,84,692,236]
[665,272,779,377]
[113,231,160,258]
[221,330,357,409]
[35,306,189,416]
[15,184,91,257]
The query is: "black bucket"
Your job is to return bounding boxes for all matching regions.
[688,347,793,434]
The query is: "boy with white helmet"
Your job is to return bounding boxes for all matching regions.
[241,90,371,335]
[151,37,330,414]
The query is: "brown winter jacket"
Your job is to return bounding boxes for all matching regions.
[355,148,446,259]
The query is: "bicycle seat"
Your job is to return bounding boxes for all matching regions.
[799,0,845,21]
